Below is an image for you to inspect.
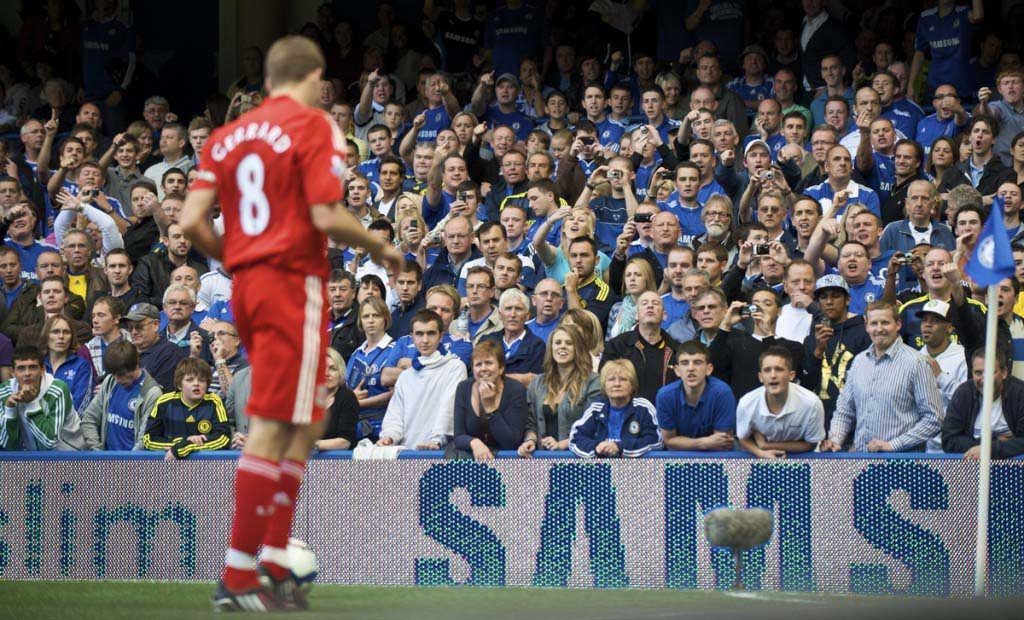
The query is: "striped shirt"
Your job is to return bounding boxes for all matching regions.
[829,339,942,451]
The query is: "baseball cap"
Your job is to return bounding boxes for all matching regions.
[739,44,768,64]
[744,139,770,157]
[123,302,160,322]
[814,274,849,297]
[495,73,520,88]
[916,299,951,320]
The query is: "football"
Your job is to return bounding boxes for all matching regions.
[287,538,318,587]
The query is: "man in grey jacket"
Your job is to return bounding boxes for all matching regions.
[80,340,164,450]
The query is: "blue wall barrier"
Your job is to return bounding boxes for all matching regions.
[0,451,1021,596]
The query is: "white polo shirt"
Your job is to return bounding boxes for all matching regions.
[736,382,826,444]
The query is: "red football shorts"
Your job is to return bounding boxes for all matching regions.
[232,265,329,425]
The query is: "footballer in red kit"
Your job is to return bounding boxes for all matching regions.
[181,36,403,612]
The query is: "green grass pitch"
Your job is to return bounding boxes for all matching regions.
[1,582,1023,619]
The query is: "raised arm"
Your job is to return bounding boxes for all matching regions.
[469,72,494,119]
[533,206,571,266]
[36,109,59,183]
[354,70,380,127]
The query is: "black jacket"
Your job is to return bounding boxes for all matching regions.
[800,314,872,428]
[329,306,362,363]
[123,217,161,264]
[800,15,854,90]
[942,376,1024,458]
[131,250,209,308]
[709,329,804,401]
[608,246,665,293]
[600,328,681,403]
[937,157,1016,199]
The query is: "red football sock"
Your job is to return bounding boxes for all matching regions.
[223,454,280,592]
[260,459,306,581]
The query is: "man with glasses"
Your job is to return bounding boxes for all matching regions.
[691,288,728,347]
[915,85,970,156]
[123,302,186,391]
[526,278,564,344]
[422,216,480,290]
[691,196,735,259]
[160,284,211,360]
[208,320,248,395]
[795,125,838,193]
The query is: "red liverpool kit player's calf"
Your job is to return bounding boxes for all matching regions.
[181,36,403,612]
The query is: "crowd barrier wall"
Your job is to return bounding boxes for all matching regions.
[0,451,1021,597]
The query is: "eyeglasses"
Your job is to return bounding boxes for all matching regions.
[213,330,239,338]
[127,321,153,332]
[704,211,731,219]
[758,206,783,213]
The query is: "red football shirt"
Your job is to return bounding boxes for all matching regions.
[192,95,347,277]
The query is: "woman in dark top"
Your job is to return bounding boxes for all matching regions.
[316,348,358,450]
[451,340,528,460]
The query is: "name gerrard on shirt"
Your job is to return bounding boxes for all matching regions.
[209,121,293,161]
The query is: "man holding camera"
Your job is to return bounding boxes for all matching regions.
[555,121,609,201]
[712,288,804,400]
[577,157,639,254]
[800,275,871,430]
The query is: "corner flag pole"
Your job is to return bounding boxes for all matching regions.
[973,284,998,597]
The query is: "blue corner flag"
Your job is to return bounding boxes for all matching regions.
[965,195,1015,287]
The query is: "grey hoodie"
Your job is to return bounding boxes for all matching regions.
[80,370,164,450]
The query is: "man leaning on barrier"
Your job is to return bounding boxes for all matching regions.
[736,346,825,459]
[81,340,163,451]
[942,346,1024,459]
[821,300,942,453]
[0,345,84,451]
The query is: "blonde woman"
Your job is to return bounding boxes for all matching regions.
[315,349,360,450]
[559,308,605,371]
[607,257,657,339]
[451,112,478,156]
[519,325,602,455]
[532,205,611,284]
[394,192,423,224]
[567,359,661,458]
[125,120,159,169]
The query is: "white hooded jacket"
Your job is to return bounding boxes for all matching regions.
[379,351,467,448]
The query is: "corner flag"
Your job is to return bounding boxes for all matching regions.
[964,195,1014,286]
[964,195,1014,597]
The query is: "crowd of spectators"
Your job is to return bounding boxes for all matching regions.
[2,0,1024,460]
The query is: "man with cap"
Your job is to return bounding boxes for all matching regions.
[728,44,774,117]
[123,302,187,391]
[800,274,871,430]
[470,72,534,142]
[916,299,967,444]
[715,138,774,204]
